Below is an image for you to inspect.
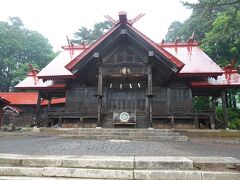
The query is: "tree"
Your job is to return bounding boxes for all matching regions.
[0,17,55,92]
[166,0,240,43]
[165,21,184,42]
[72,20,112,44]
[202,10,240,64]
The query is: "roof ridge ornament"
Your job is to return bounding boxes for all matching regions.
[28,64,38,85]
[104,12,145,26]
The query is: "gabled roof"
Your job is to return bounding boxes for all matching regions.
[3,105,22,113]
[65,12,184,73]
[0,92,38,105]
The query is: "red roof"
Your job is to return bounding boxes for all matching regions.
[15,76,66,90]
[0,92,38,105]
[37,47,87,79]
[15,69,66,90]
[41,97,66,106]
[159,43,224,76]
[0,97,10,105]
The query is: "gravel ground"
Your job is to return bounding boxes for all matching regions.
[0,136,239,158]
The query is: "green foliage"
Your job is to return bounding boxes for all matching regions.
[193,96,210,108]
[202,10,240,63]
[229,118,240,129]
[216,107,240,129]
[0,17,55,92]
[165,21,184,41]
[72,20,113,44]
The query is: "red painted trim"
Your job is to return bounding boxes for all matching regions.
[15,86,66,90]
[37,75,76,80]
[177,72,223,77]
[62,45,89,50]
[41,97,66,106]
[158,42,200,47]
[191,82,240,88]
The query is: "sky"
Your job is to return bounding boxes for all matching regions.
[0,0,196,51]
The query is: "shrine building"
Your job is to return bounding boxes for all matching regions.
[13,12,240,129]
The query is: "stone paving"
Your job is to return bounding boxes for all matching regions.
[0,135,239,158]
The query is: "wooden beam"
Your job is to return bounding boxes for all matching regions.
[221,91,229,129]
[148,52,154,128]
[96,52,103,127]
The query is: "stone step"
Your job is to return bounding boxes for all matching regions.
[0,168,239,180]
[59,134,188,141]
[0,155,192,170]
[38,128,175,133]
[0,166,133,179]
[1,154,239,171]
[0,177,100,180]
[59,132,181,136]
[134,170,240,180]
[0,154,239,179]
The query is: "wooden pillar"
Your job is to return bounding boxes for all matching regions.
[79,117,83,128]
[148,51,154,128]
[58,116,62,128]
[36,90,41,125]
[47,97,51,110]
[171,116,175,129]
[194,115,199,129]
[210,97,216,129]
[221,90,229,129]
[95,52,103,128]
[46,96,51,127]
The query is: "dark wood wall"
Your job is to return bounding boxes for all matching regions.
[64,44,193,128]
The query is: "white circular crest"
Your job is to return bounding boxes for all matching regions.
[119,112,130,122]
